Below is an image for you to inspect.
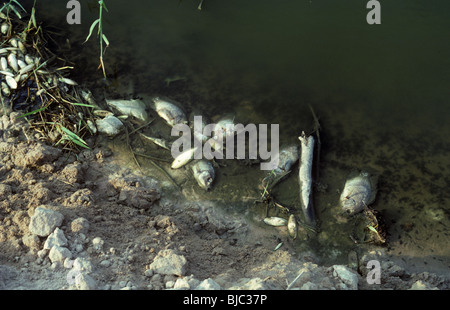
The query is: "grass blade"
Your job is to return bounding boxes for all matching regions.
[17,106,47,118]
[59,125,90,149]
[69,102,95,108]
[84,18,100,43]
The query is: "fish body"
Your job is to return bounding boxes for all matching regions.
[171,147,197,169]
[287,214,298,239]
[298,133,315,224]
[191,159,215,190]
[151,97,187,127]
[340,171,377,214]
[263,144,299,189]
[95,115,124,136]
[106,98,148,122]
[263,217,288,227]
[139,133,171,150]
[213,114,236,139]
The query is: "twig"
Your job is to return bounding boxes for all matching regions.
[286,270,304,290]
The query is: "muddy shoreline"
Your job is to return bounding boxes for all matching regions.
[0,112,448,290]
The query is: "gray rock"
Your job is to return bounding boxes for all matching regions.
[48,245,72,264]
[301,282,319,290]
[333,265,359,290]
[228,278,270,290]
[29,207,64,237]
[195,278,221,290]
[149,249,187,276]
[44,227,67,250]
[75,273,97,290]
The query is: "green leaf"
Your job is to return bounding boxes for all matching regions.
[69,102,95,108]
[17,106,47,118]
[368,225,377,233]
[102,34,109,46]
[11,0,27,13]
[9,3,22,19]
[59,125,90,149]
[84,19,100,43]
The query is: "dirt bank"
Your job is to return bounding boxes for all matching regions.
[0,111,448,290]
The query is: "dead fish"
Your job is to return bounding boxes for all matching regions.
[18,63,34,75]
[340,170,377,215]
[262,144,299,189]
[263,216,288,227]
[213,114,237,139]
[139,133,172,151]
[106,98,148,122]
[189,111,209,144]
[95,115,124,136]
[171,147,197,169]
[287,214,298,239]
[58,77,78,86]
[298,132,315,224]
[1,23,9,35]
[7,53,18,72]
[93,109,114,118]
[5,75,17,89]
[151,97,187,127]
[191,159,215,190]
[1,81,10,96]
[0,57,7,71]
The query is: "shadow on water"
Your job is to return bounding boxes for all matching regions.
[26,0,450,270]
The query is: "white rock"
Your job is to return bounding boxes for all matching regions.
[73,257,94,273]
[173,278,190,290]
[48,245,72,264]
[149,249,187,276]
[75,273,97,290]
[44,227,67,250]
[92,237,104,252]
[195,278,221,290]
[165,280,175,289]
[333,265,359,290]
[29,207,64,237]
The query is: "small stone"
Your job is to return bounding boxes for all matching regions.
[144,269,154,277]
[29,207,64,237]
[173,278,190,290]
[100,260,111,268]
[22,234,40,249]
[48,245,72,264]
[92,237,104,252]
[165,280,175,289]
[37,249,48,259]
[333,265,359,290]
[195,278,221,290]
[44,227,68,250]
[149,249,187,276]
[71,217,90,234]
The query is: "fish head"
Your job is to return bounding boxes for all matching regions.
[340,196,358,215]
[198,173,214,190]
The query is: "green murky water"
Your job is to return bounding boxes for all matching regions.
[30,0,449,271]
